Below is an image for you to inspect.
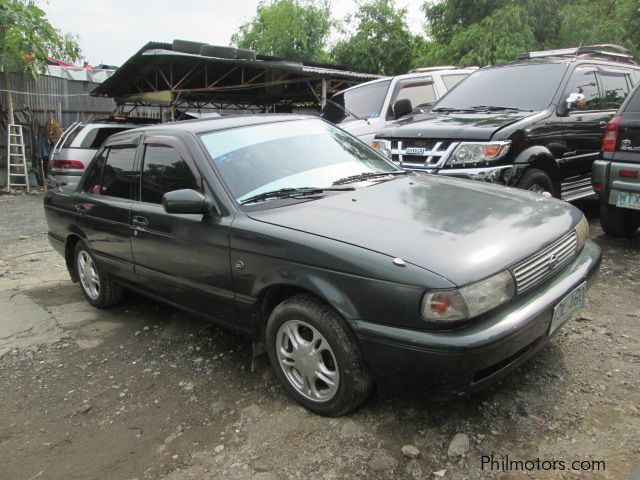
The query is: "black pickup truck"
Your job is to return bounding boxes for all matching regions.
[44,115,600,416]
[373,45,640,201]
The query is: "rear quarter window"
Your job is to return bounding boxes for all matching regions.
[80,127,133,149]
[599,69,632,109]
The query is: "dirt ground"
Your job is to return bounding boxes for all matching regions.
[0,191,638,480]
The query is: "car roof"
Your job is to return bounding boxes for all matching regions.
[106,114,315,141]
[331,68,475,97]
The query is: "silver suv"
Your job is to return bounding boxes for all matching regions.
[51,122,140,187]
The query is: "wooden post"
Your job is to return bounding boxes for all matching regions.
[4,71,15,125]
[321,78,327,109]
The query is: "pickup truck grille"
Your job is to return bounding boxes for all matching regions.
[511,231,578,294]
[390,139,457,170]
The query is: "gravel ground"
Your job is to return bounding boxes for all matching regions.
[0,191,638,480]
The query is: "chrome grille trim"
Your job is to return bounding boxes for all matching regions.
[390,139,459,170]
[511,231,578,294]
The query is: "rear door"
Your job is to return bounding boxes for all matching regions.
[129,134,237,326]
[74,134,141,283]
[609,85,640,204]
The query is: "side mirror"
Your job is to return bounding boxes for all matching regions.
[559,92,586,116]
[163,189,212,215]
[393,98,413,119]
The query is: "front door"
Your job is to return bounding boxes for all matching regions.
[560,66,615,178]
[129,135,238,327]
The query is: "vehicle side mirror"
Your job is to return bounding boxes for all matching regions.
[163,189,213,215]
[559,92,586,116]
[393,99,413,119]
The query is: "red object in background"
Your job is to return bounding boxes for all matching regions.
[90,185,101,195]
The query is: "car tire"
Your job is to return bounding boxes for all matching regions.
[516,168,556,197]
[599,201,639,238]
[266,294,373,417]
[74,241,123,308]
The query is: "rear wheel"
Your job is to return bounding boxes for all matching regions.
[516,168,556,197]
[600,201,639,238]
[266,294,373,417]
[74,241,123,308]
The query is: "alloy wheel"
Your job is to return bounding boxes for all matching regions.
[78,250,100,300]
[276,319,340,403]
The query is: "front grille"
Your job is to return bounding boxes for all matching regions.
[511,231,578,293]
[390,139,457,170]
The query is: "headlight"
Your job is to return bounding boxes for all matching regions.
[448,141,511,166]
[574,215,589,251]
[421,270,515,322]
[371,139,392,159]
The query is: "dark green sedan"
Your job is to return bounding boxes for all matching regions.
[44,115,601,416]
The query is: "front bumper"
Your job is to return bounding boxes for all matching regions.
[434,165,513,183]
[352,240,601,398]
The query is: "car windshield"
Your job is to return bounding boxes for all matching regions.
[200,119,399,204]
[434,63,568,112]
[320,80,391,124]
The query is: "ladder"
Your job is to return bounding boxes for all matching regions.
[5,124,29,193]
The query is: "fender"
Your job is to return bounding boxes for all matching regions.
[507,145,561,187]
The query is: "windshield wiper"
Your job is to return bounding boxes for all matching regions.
[469,105,533,112]
[431,107,477,113]
[332,171,407,186]
[239,186,354,205]
[322,98,364,121]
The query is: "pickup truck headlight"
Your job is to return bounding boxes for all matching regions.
[574,215,589,252]
[448,141,511,166]
[371,139,392,159]
[421,270,515,322]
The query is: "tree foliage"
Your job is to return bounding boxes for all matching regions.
[231,0,332,62]
[331,0,418,75]
[419,0,639,68]
[0,0,81,76]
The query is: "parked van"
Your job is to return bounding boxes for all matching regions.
[320,67,476,144]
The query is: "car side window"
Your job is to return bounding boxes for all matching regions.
[100,146,137,199]
[82,147,108,194]
[566,68,602,111]
[599,70,631,110]
[442,74,468,90]
[80,127,133,149]
[140,145,200,204]
[395,81,436,110]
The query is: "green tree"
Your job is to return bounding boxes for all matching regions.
[231,0,332,62]
[558,0,638,57]
[332,0,419,75]
[0,0,81,122]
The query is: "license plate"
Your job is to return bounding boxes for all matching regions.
[616,191,640,210]
[550,282,586,335]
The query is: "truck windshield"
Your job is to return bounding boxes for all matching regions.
[321,80,391,124]
[434,63,568,112]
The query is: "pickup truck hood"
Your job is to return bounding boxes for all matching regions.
[378,111,532,140]
[247,174,581,286]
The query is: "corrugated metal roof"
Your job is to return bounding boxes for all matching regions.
[92,41,380,107]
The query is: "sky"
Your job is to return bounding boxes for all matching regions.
[42,0,427,67]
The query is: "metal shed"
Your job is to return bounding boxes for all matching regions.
[91,41,381,117]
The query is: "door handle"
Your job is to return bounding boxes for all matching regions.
[599,121,607,126]
[74,204,87,213]
[132,216,149,228]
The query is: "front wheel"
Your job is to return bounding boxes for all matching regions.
[516,168,556,197]
[266,294,373,417]
[74,241,123,308]
[600,201,639,238]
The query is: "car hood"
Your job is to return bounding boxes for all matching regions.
[246,174,581,286]
[377,111,533,140]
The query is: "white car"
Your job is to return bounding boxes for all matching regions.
[320,67,477,144]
